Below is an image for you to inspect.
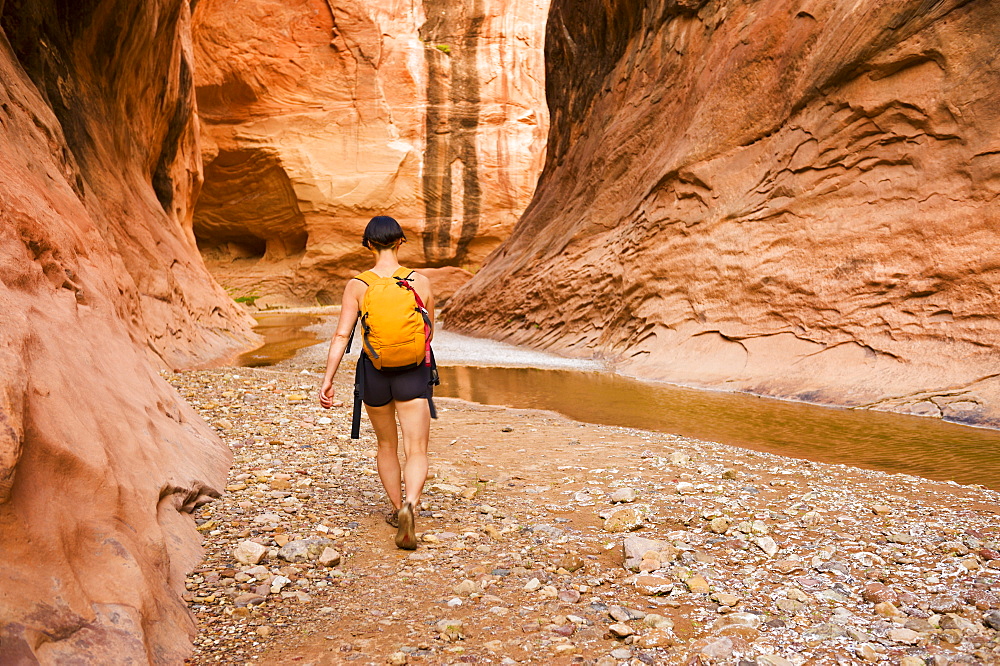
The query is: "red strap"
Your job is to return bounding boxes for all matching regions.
[396,276,432,365]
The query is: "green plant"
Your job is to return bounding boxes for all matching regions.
[434,44,451,54]
[234,294,259,306]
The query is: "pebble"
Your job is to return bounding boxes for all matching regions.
[772,559,805,574]
[609,606,644,622]
[608,623,633,638]
[610,488,637,503]
[251,513,281,524]
[634,628,675,648]
[709,517,731,534]
[685,575,710,594]
[232,540,267,565]
[278,537,335,563]
[622,536,668,571]
[557,553,585,572]
[643,613,673,629]
[928,594,963,614]
[633,574,673,596]
[713,612,762,631]
[754,536,779,557]
[756,655,793,666]
[861,582,897,604]
[712,592,741,607]
[233,593,266,607]
[874,601,902,617]
[317,547,341,567]
[887,627,920,644]
[690,636,735,659]
[436,619,463,641]
[899,658,925,666]
[603,507,643,532]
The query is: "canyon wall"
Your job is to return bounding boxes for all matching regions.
[445,0,1000,426]
[190,0,549,306]
[0,0,253,661]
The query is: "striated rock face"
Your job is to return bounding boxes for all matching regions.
[0,0,253,661]
[191,0,549,305]
[446,0,1000,426]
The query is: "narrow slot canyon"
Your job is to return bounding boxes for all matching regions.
[2,0,1000,663]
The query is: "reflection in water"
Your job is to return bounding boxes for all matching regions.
[437,365,1000,490]
[236,313,321,368]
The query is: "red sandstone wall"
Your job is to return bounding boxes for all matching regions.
[190,0,550,306]
[0,0,254,661]
[445,0,1000,426]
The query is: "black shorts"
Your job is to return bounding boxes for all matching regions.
[360,354,431,407]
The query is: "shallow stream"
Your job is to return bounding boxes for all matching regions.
[237,312,1000,490]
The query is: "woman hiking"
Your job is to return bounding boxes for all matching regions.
[318,216,435,550]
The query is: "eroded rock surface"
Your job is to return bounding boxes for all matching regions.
[0,0,254,661]
[191,0,549,306]
[446,0,1000,425]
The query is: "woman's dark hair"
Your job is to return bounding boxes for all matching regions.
[362,215,406,249]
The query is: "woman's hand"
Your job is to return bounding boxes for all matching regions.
[319,380,335,409]
[318,279,362,410]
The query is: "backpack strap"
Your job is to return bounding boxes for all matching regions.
[351,355,365,439]
[346,272,375,353]
[353,270,379,286]
[393,269,433,366]
[351,271,380,357]
[426,349,438,420]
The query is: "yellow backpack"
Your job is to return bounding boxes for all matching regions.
[354,267,431,371]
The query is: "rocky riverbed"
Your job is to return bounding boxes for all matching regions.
[171,364,1000,665]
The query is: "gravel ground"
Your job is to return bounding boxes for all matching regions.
[169,363,1000,666]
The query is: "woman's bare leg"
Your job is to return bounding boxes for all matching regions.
[394,397,431,507]
[365,402,403,510]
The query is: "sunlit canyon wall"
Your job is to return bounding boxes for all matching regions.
[0,0,254,661]
[191,0,550,306]
[446,0,1000,426]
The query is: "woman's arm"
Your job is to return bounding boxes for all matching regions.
[319,280,363,408]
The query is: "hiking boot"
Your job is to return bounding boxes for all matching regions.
[395,501,417,550]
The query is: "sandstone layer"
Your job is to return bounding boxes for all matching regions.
[190,0,549,306]
[446,0,1000,426]
[0,0,254,661]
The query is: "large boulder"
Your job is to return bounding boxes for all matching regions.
[445,0,1000,425]
[0,0,255,662]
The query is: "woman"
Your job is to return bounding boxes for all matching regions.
[319,216,434,550]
